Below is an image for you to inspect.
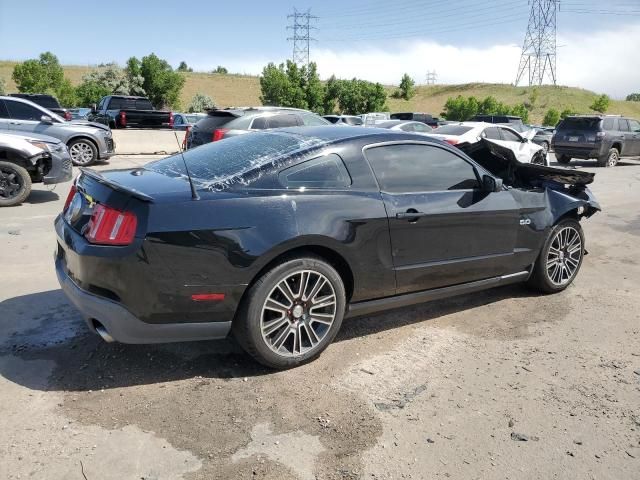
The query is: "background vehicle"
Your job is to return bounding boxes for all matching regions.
[89,95,173,129]
[0,96,115,166]
[9,93,72,121]
[530,127,554,154]
[552,115,640,167]
[360,112,390,126]
[173,113,208,131]
[470,114,524,128]
[186,107,330,149]
[323,115,363,126]
[375,120,433,134]
[0,131,72,206]
[55,127,598,369]
[427,122,547,165]
[390,112,441,128]
[69,107,92,121]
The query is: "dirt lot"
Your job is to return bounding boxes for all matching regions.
[1,155,639,480]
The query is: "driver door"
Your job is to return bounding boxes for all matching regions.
[364,142,520,294]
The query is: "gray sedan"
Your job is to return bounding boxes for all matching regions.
[0,96,116,166]
[374,120,433,134]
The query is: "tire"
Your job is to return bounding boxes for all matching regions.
[233,256,346,369]
[596,148,618,168]
[0,161,32,207]
[68,138,98,166]
[531,150,547,166]
[556,154,571,165]
[527,218,585,294]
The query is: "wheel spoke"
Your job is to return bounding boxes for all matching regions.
[302,320,320,346]
[305,276,326,302]
[275,282,295,306]
[262,316,289,336]
[272,326,292,350]
[264,297,290,314]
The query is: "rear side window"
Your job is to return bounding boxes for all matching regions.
[269,114,300,128]
[0,100,8,119]
[365,144,479,193]
[483,127,501,140]
[628,119,640,132]
[279,154,351,188]
[6,100,43,121]
[250,116,268,129]
[617,119,629,132]
[558,118,601,131]
[300,113,329,126]
[345,117,363,126]
[500,128,521,142]
[602,118,615,130]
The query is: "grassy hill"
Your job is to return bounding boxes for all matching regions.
[2,61,640,124]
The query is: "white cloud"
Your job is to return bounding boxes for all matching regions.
[191,23,640,99]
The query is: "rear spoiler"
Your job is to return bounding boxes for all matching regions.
[80,168,154,202]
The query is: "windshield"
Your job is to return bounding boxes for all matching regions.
[147,131,328,191]
[432,125,473,135]
[558,118,601,131]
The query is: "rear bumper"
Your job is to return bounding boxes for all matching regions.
[55,254,232,344]
[553,144,602,159]
[98,137,116,159]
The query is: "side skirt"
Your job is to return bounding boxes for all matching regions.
[345,271,530,319]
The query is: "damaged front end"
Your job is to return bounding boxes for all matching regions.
[459,139,601,221]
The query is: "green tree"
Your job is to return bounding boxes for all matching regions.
[0,77,5,95]
[509,103,529,124]
[75,80,111,106]
[177,61,192,72]
[124,57,146,95]
[335,78,387,115]
[323,75,341,114]
[260,62,293,106]
[441,95,479,121]
[188,93,215,112]
[304,62,325,113]
[213,66,228,74]
[139,53,185,109]
[12,51,64,93]
[560,108,578,119]
[626,93,640,102]
[393,73,415,100]
[590,94,610,113]
[542,108,560,127]
[55,79,77,107]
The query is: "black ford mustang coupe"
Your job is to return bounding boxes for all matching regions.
[55,127,600,368]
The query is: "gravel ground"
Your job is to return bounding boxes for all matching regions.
[1,155,639,480]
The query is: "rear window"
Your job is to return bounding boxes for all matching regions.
[148,132,328,191]
[11,94,60,109]
[108,98,154,110]
[432,125,473,135]
[558,118,601,131]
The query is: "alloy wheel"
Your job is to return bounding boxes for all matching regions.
[607,151,618,167]
[546,226,582,286]
[0,166,22,199]
[260,270,337,357]
[69,142,95,165]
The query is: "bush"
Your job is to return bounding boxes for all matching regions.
[542,108,560,127]
[188,93,215,112]
[177,61,193,72]
[12,51,64,93]
[213,66,228,74]
[590,94,610,113]
[392,73,415,101]
[260,60,326,112]
[441,94,528,123]
[139,53,185,109]
[560,108,578,119]
[626,93,640,102]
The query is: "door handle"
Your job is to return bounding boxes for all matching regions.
[396,209,428,220]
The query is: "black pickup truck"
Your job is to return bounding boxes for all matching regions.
[88,96,173,129]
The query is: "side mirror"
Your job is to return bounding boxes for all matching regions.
[40,115,53,124]
[482,174,503,193]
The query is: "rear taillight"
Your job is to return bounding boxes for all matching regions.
[63,184,77,212]
[85,204,137,246]
[119,111,127,127]
[169,112,174,128]
[64,111,72,121]
[444,138,459,145]
[212,129,229,142]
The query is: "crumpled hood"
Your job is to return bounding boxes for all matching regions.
[65,120,110,131]
[459,138,595,187]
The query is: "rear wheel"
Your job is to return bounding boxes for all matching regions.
[68,139,98,166]
[597,148,618,167]
[527,218,584,294]
[0,161,31,207]
[233,256,346,369]
[556,154,571,165]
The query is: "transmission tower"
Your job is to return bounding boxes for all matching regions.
[287,8,318,67]
[515,0,559,86]
[425,70,438,85]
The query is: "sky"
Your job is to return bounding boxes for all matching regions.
[1,0,639,98]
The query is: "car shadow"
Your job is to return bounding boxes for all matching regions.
[0,284,540,392]
[21,189,60,205]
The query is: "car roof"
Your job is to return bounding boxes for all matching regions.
[275,125,446,144]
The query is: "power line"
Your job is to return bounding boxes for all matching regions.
[515,0,559,87]
[287,8,318,67]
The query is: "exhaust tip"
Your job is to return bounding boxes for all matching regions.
[93,322,115,343]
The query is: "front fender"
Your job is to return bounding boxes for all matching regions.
[547,185,600,222]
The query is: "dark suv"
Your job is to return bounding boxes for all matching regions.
[9,93,72,121]
[552,115,640,167]
[186,107,330,149]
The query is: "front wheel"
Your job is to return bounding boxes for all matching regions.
[233,256,346,369]
[0,161,32,207]
[68,139,98,166]
[527,218,585,294]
